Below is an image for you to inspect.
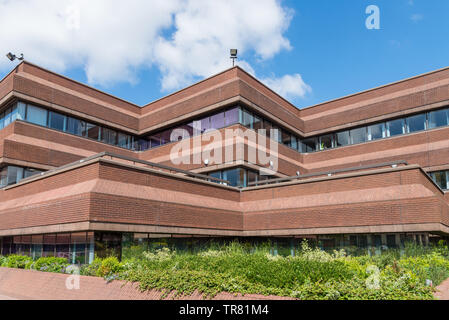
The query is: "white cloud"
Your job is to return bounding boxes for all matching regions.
[261,74,311,101]
[0,0,308,101]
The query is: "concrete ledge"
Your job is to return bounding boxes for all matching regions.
[0,267,292,300]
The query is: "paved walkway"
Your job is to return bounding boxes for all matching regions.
[0,293,17,300]
[0,267,292,300]
[435,278,449,300]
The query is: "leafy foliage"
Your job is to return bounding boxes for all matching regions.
[1,241,449,300]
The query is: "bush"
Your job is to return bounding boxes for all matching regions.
[399,252,449,286]
[32,257,69,273]
[2,241,449,300]
[4,255,32,269]
[96,256,123,278]
[80,257,102,276]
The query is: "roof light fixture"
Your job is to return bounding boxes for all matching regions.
[230,49,237,67]
[6,52,24,62]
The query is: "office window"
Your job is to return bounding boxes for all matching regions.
[272,126,281,143]
[281,130,291,147]
[170,127,186,142]
[26,105,47,126]
[319,134,333,150]
[208,171,222,183]
[242,109,253,129]
[7,166,24,186]
[24,168,42,179]
[101,127,117,145]
[387,118,405,137]
[263,120,272,139]
[367,123,385,141]
[0,111,4,129]
[118,133,130,149]
[253,115,263,131]
[150,133,162,147]
[300,138,317,152]
[3,108,11,127]
[137,138,149,151]
[225,107,240,126]
[247,170,257,186]
[428,109,448,129]
[223,168,245,187]
[66,117,86,136]
[431,171,448,190]
[387,235,396,248]
[160,129,172,144]
[85,123,101,141]
[350,127,367,144]
[184,122,194,138]
[0,167,7,187]
[336,130,350,147]
[210,112,225,129]
[192,120,202,135]
[373,235,382,247]
[48,111,66,131]
[11,102,26,121]
[406,113,426,133]
[291,136,298,150]
[200,117,211,133]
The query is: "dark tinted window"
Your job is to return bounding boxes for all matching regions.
[210,112,225,129]
[431,171,447,190]
[26,105,47,126]
[406,113,426,133]
[49,111,66,131]
[319,134,333,150]
[336,131,350,147]
[350,127,366,144]
[66,117,85,136]
[223,168,245,187]
[85,123,100,140]
[242,109,253,128]
[367,123,385,140]
[291,136,298,150]
[428,109,448,129]
[281,130,291,146]
[301,138,317,152]
[387,118,405,137]
[253,115,263,131]
[225,107,240,126]
[101,127,117,145]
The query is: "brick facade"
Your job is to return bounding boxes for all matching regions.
[1,61,449,255]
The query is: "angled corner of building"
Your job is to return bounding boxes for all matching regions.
[1,60,449,262]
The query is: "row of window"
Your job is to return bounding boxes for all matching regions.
[137,107,241,151]
[207,167,276,188]
[429,170,449,190]
[0,165,43,188]
[0,232,95,264]
[3,102,136,150]
[3,101,449,156]
[304,107,449,152]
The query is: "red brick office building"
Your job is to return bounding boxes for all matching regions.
[1,61,449,263]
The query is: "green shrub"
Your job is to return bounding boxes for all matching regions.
[80,257,102,276]
[32,257,69,273]
[399,252,449,286]
[5,255,32,269]
[96,256,123,278]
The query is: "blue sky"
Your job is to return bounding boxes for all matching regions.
[0,0,448,109]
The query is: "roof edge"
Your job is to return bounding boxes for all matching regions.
[300,65,449,112]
